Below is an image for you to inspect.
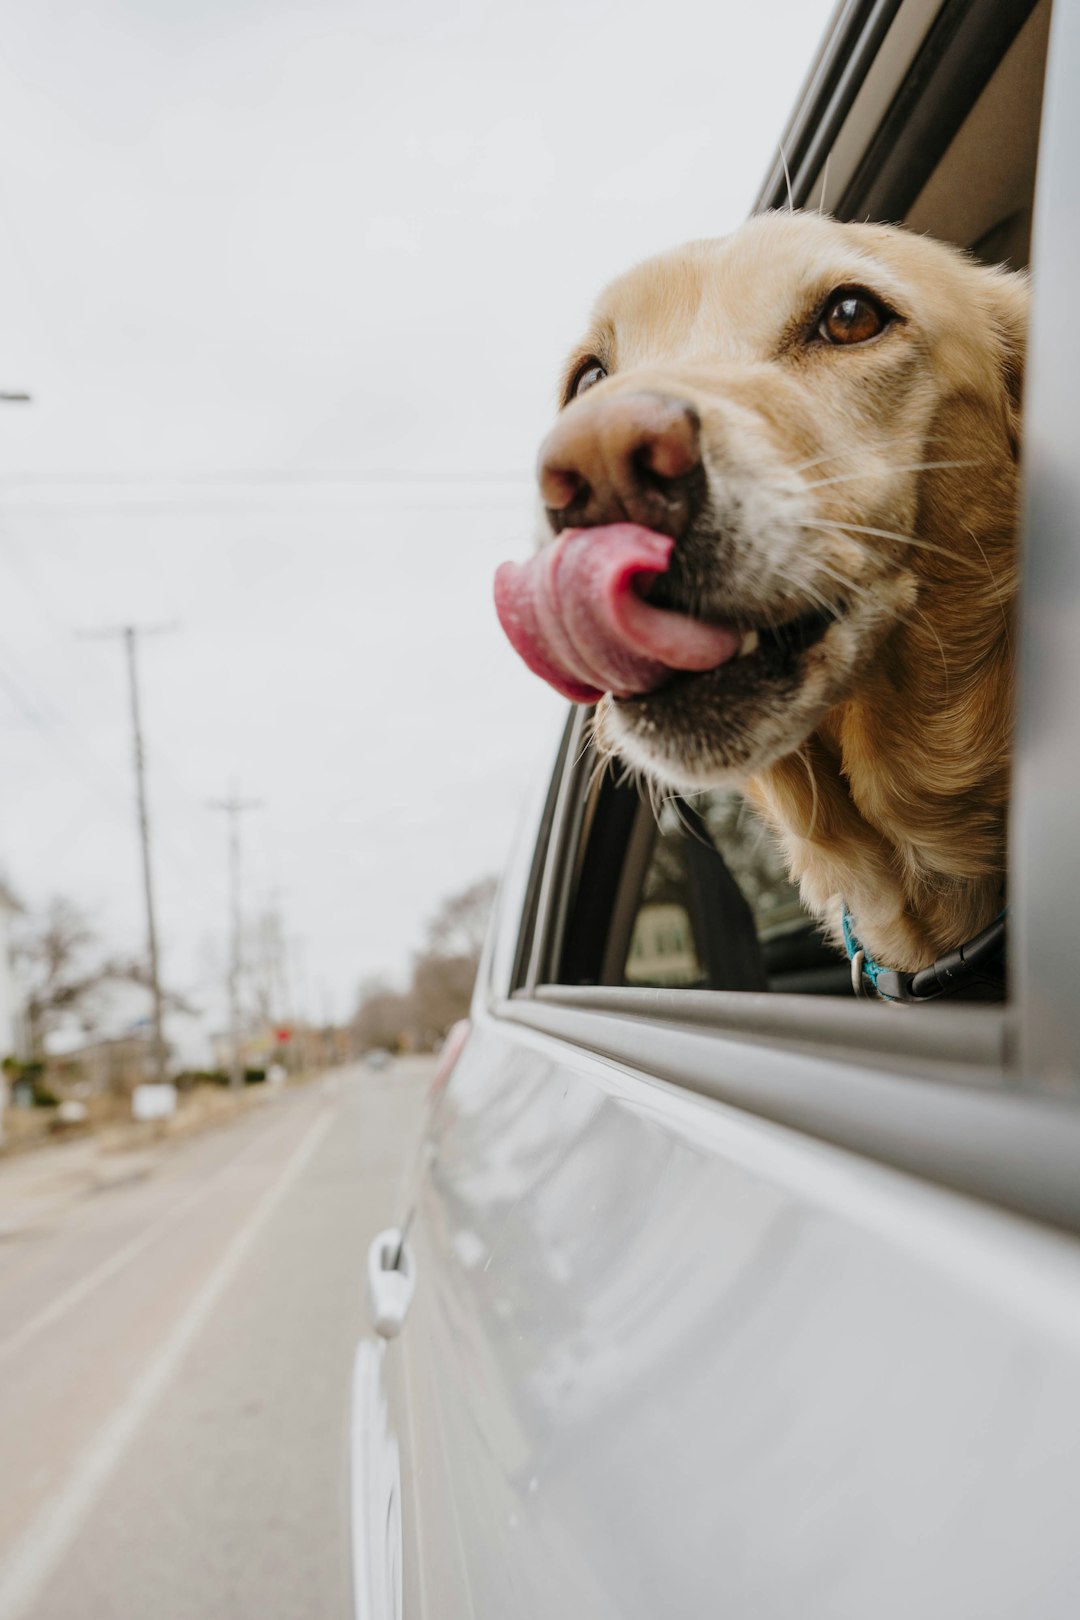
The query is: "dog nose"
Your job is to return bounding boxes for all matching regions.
[538,392,703,536]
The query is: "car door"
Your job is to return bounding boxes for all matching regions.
[361,2,1080,1615]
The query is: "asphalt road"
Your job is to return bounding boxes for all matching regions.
[0,1059,432,1620]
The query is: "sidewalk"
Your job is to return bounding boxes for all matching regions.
[0,1083,285,1238]
[0,1132,157,1237]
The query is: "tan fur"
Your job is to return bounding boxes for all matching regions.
[550,211,1027,973]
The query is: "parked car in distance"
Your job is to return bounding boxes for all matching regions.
[355,1,1080,1615]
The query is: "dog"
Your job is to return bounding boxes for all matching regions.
[494,209,1027,985]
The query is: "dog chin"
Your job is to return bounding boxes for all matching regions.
[595,608,875,792]
[597,682,827,794]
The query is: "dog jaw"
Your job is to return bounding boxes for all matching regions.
[596,572,917,795]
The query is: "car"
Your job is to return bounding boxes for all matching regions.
[354,2,1080,1615]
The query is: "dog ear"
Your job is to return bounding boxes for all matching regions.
[984,268,1029,460]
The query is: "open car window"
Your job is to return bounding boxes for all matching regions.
[555,767,852,996]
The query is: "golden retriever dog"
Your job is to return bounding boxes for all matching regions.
[494,209,1027,991]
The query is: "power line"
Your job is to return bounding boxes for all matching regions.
[0,468,530,488]
[0,660,54,732]
[0,642,132,820]
[0,487,531,517]
[0,529,209,888]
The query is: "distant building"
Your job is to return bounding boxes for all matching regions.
[0,882,24,1147]
[0,882,24,1062]
[49,1032,153,1097]
[624,901,702,988]
[46,980,159,1094]
[46,979,208,1091]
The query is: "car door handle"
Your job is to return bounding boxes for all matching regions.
[367,1228,415,1339]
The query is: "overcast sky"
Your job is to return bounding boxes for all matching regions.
[0,0,835,1047]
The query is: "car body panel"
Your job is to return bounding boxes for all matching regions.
[392,1012,1080,1618]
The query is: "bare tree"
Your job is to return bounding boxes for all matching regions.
[409,951,477,1045]
[407,875,498,1044]
[424,876,498,960]
[351,977,417,1055]
[16,897,195,1060]
[17,899,108,1058]
[351,876,498,1053]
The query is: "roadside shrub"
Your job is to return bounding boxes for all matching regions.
[4,1060,59,1108]
[173,1068,266,1088]
[173,1069,229,1090]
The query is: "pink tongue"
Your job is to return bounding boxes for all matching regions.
[494,524,741,703]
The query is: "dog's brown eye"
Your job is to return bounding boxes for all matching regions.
[819,290,888,346]
[571,358,607,397]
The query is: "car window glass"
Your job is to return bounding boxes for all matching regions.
[554,762,852,996]
[619,794,852,996]
[623,811,704,989]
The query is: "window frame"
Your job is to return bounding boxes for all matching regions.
[754,0,1043,220]
[1010,0,1080,1086]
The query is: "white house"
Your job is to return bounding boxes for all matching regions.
[0,882,23,1146]
[0,882,22,1063]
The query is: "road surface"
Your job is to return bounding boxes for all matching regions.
[0,1059,431,1620]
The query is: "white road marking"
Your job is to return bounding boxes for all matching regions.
[0,1103,335,1620]
[0,1106,291,1370]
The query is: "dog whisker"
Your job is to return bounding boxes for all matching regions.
[792,431,975,481]
[666,795,715,852]
[797,745,821,840]
[584,749,611,803]
[811,549,954,695]
[792,440,924,477]
[808,558,880,612]
[801,459,981,492]
[799,518,983,569]
[965,526,1013,651]
[902,601,953,697]
[817,151,832,219]
[788,572,848,620]
[779,142,794,214]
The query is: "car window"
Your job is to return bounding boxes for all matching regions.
[551,757,852,996]
[624,796,850,994]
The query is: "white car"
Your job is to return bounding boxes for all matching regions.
[356,1,1080,1615]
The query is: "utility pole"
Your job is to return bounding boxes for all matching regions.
[260,892,289,1031]
[80,623,177,1084]
[207,794,263,1088]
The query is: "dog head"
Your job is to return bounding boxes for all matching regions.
[497,210,1027,797]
